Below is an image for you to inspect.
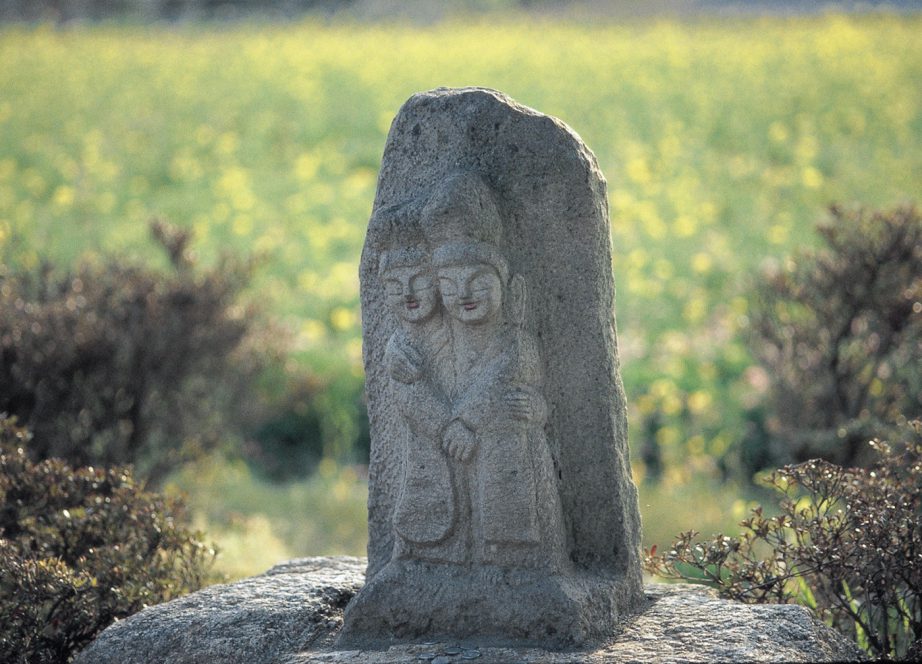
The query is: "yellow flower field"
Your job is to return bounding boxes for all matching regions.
[1,13,920,572]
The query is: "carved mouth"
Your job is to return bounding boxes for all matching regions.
[405,300,419,310]
[462,302,478,311]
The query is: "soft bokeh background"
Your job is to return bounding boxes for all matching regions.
[1,0,920,579]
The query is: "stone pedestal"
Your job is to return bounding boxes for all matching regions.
[339,560,638,648]
[74,557,866,663]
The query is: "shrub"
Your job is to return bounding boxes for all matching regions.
[0,416,215,664]
[747,203,922,469]
[0,220,266,484]
[644,419,922,659]
[246,373,327,482]
[243,365,370,481]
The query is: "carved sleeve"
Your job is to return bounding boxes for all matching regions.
[397,380,451,440]
[384,332,451,440]
[384,331,424,385]
[453,331,547,432]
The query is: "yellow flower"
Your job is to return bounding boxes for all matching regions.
[329,306,356,332]
[687,391,713,414]
[691,252,713,274]
[52,185,75,208]
[674,215,697,238]
[767,224,789,244]
[802,166,824,189]
[768,121,789,143]
[294,153,319,181]
[626,156,652,186]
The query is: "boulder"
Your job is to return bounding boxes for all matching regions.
[75,556,865,663]
[74,557,363,664]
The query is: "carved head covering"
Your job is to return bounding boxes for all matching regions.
[372,201,430,276]
[379,245,430,276]
[422,172,509,284]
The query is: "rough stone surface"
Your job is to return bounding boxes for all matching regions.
[73,557,365,664]
[348,86,644,647]
[76,557,865,663]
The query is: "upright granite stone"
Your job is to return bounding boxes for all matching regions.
[338,87,644,648]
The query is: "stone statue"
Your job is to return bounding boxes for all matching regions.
[379,172,568,572]
[338,88,645,648]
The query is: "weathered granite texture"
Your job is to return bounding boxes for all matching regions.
[346,86,644,648]
[76,556,865,663]
[74,557,364,664]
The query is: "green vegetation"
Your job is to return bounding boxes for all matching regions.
[647,203,921,658]
[166,455,367,579]
[745,203,922,472]
[0,219,267,484]
[0,417,214,664]
[645,420,922,659]
[0,13,920,580]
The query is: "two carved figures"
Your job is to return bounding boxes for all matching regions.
[376,172,567,571]
[339,88,644,648]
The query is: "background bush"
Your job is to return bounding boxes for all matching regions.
[743,204,922,471]
[246,364,371,482]
[644,203,922,659]
[0,220,268,484]
[645,419,922,659]
[0,416,215,664]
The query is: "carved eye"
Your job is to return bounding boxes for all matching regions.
[410,275,433,292]
[470,274,496,293]
[384,281,402,297]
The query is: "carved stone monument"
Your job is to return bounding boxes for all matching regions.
[338,87,645,648]
[73,87,866,664]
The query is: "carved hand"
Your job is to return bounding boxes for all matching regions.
[388,338,424,384]
[505,387,546,423]
[442,419,477,462]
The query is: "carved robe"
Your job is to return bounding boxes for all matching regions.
[384,323,462,561]
[450,325,565,569]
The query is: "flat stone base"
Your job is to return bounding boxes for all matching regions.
[75,556,866,664]
[337,559,640,649]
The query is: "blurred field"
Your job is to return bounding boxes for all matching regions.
[1,13,920,577]
[165,453,764,580]
[167,455,368,580]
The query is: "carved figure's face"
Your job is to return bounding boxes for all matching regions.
[437,263,503,325]
[383,265,438,323]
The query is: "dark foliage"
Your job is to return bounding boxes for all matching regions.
[0,416,215,664]
[0,220,264,485]
[242,363,370,481]
[748,203,922,469]
[246,373,327,481]
[644,419,922,659]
